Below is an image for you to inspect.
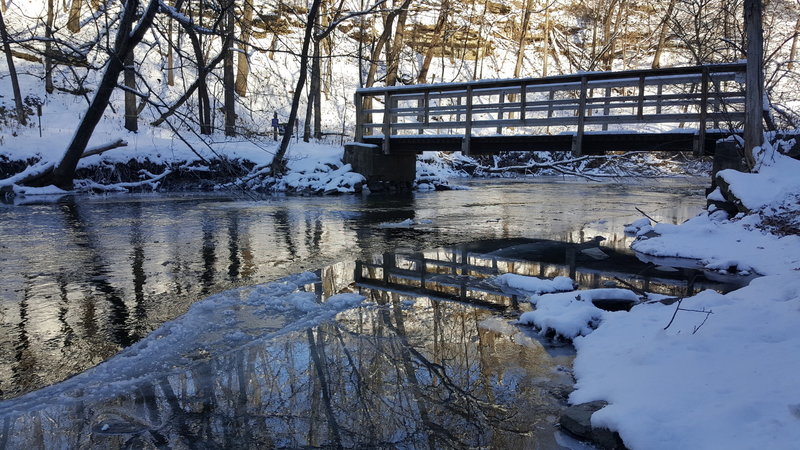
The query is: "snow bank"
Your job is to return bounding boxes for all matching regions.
[495,273,575,294]
[570,275,800,449]
[568,140,800,448]
[717,143,800,211]
[631,143,800,276]
[518,289,639,339]
[0,272,364,416]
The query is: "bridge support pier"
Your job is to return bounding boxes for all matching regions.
[344,143,416,190]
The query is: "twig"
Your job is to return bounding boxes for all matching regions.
[663,298,683,330]
[613,277,647,296]
[635,207,658,224]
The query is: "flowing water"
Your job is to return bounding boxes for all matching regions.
[0,177,714,448]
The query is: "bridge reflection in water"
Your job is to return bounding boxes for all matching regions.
[0,239,734,449]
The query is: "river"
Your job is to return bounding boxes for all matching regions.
[0,177,710,448]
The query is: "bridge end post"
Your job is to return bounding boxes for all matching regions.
[382,93,392,155]
[354,92,364,142]
[572,75,588,157]
[744,0,764,169]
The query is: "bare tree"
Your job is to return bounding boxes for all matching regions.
[0,5,26,125]
[29,0,160,189]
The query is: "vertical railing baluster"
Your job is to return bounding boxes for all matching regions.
[602,86,611,131]
[382,92,391,154]
[712,78,721,129]
[695,67,709,157]
[572,75,588,157]
[656,84,663,115]
[463,86,473,155]
[520,82,527,125]
[637,75,646,119]
[354,91,364,141]
[496,91,505,134]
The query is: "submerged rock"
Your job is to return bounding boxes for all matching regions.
[559,401,627,449]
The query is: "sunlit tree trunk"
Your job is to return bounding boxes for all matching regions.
[652,0,677,68]
[417,0,448,84]
[235,0,254,96]
[385,0,409,86]
[67,0,82,33]
[789,16,800,70]
[513,0,534,78]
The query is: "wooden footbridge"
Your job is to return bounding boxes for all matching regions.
[351,63,748,158]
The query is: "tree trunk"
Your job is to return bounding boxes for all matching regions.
[223,0,236,136]
[166,18,174,86]
[542,4,550,76]
[271,0,322,178]
[416,0,448,84]
[235,0,254,96]
[0,6,26,125]
[385,0,409,86]
[67,0,81,33]
[513,0,534,79]
[652,0,676,69]
[789,16,800,70]
[312,28,322,140]
[48,0,159,189]
[304,9,322,142]
[45,0,55,93]
[123,17,138,132]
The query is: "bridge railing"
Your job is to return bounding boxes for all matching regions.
[354,63,747,155]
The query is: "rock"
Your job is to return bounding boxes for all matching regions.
[560,401,627,449]
[560,401,606,439]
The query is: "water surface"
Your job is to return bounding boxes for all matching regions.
[0,177,707,402]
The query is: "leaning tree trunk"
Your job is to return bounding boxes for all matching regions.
[0,6,26,125]
[47,0,159,189]
[270,0,322,178]
[416,0,447,84]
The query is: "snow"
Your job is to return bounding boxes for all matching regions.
[495,273,575,294]
[631,201,800,277]
[540,141,800,449]
[570,276,800,450]
[515,288,640,339]
[11,184,71,195]
[0,272,365,416]
[623,217,653,236]
[717,143,800,211]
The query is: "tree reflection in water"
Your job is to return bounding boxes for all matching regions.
[0,261,574,449]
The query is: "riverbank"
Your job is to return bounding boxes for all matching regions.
[1,128,711,198]
[504,142,800,449]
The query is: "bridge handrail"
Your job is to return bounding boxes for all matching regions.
[355,63,746,96]
[354,63,748,156]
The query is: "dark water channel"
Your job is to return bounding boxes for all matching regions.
[0,177,716,448]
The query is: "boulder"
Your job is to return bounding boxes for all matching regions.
[560,401,627,449]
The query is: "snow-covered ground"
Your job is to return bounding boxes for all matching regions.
[498,141,800,449]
